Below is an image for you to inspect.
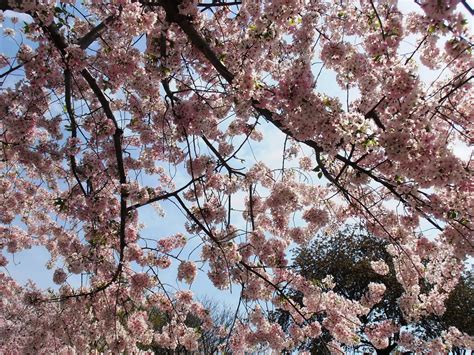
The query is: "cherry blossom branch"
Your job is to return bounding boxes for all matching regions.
[239,261,308,323]
[41,20,129,295]
[174,194,217,243]
[201,135,246,177]
[369,0,386,41]
[157,0,234,83]
[77,15,116,50]
[0,1,114,51]
[155,7,467,243]
[0,62,24,80]
[461,0,474,14]
[64,68,87,197]
[127,177,201,210]
[196,1,242,9]
[315,151,427,278]
[158,9,448,236]
[438,74,473,104]
[405,34,429,65]
[248,184,256,231]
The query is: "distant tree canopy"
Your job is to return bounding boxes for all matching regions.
[271,227,474,354]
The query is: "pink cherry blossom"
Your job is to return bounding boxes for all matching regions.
[177,261,197,284]
[0,0,472,353]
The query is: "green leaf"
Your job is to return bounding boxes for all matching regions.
[263,31,273,39]
[23,22,30,34]
[363,137,378,148]
[254,80,264,89]
[447,210,459,219]
[53,197,63,206]
[160,66,171,76]
[53,198,66,212]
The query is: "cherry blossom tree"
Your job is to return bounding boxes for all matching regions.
[0,0,473,353]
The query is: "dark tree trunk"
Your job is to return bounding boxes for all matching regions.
[376,343,397,355]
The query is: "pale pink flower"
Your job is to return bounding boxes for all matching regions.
[177,261,197,284]
[53,268,67,285]
[371,260,390,275]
